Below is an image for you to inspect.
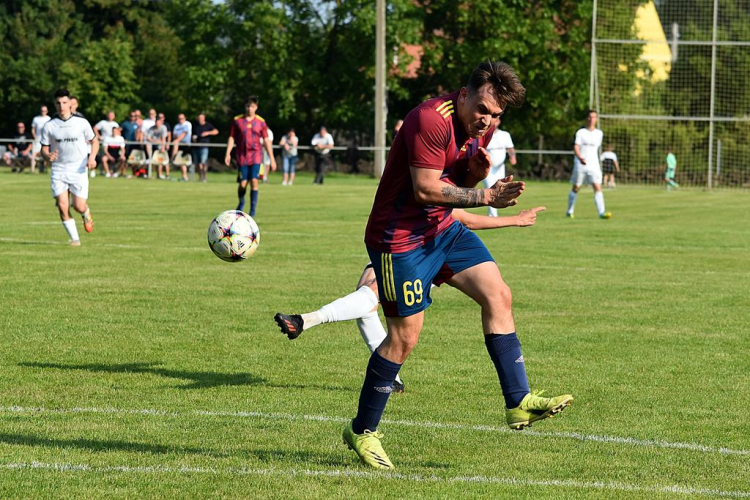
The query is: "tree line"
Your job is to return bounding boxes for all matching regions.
[1,0,596,153]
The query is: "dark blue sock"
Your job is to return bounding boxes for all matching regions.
[352,350,402,434]
[237,188,246,211]
[485,332,530,409]
[250,190,259,216]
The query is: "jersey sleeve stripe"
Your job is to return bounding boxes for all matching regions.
[440,108,454,119]
[435,100,452,113]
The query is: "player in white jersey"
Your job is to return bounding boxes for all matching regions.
[566,110,611,219]
[40,89,99,246]
[273,206,545,392]
[483,117,516,217]
[31,105,52,173]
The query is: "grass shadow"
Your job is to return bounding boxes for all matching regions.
[19,361,356,392]
[19,361,265,390]
[0,432,215,456]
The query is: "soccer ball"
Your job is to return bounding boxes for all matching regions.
[207,210,260,262]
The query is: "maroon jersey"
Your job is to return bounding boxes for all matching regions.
[365,91,495,253]
[229,114,268,166]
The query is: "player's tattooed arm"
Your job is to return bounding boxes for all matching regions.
[439,186,487,207]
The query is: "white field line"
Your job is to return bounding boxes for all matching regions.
[1,405,747,458]
[0,461,748,498]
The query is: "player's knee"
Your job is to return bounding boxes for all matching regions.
[486,281,512,311]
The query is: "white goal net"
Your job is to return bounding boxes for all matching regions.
[592,0,750,188]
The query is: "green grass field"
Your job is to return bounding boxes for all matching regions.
[1,170,748,498]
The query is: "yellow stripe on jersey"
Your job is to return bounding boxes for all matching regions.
[439,104,454,119]
[435,100,452,113]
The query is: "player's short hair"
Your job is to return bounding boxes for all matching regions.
[246,96,259,105]
[586,109,598,117]
[54,89,71,99]
[466,61,525,108]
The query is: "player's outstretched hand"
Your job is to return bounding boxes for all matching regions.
[516,206,546,226]
[224,154,231,166]
[468,146,491,180]
[87,155,96,170]
[488,175,525,208]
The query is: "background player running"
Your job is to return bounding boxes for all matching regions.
[40,89,98,246]
[274,206,546,393]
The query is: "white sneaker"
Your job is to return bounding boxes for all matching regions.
[159,175,166,180]
[105,173,112,178]
[282,181,288,186]
[113,173,119,178]
[90,171,96,178]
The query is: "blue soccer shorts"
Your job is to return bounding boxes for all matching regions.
[367,221,494,318]
[237,163,261,182]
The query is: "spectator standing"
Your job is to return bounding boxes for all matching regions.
[101,127,127,178]
[311,126,334,184]
[94,111,119,141]
[224,95,276,217]
[4,122,33,172]
[191,113,218,183]
[280,128,299,186]
[171,113,192,181]
[31,105,51,173]
[120,111,139,157]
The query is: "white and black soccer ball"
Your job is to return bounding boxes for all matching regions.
[207,210,260,262]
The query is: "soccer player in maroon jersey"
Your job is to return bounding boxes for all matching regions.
[224,96,277,217]
[341,61,573,470]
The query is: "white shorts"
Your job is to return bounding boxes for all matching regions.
[51,171,89,199]
[32,141,42,155]
[571,167,602,186]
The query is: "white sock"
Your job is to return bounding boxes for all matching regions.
[357,311,402,385]
[567,190,577,214]
[594,191,605,215]
[487,206,498,217]
[62,219,79,241]
[318,286,379,324]
[357,310,387,353]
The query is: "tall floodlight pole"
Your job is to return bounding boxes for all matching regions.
[707,0,718,189]
[375,0,387,178]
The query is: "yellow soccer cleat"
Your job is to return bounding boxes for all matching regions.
[599,212,612,219]
[342,420,394,470]
[506,390,574,430]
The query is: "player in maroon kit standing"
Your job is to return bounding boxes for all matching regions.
[342,61,573,470]
[224,96,276,217]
